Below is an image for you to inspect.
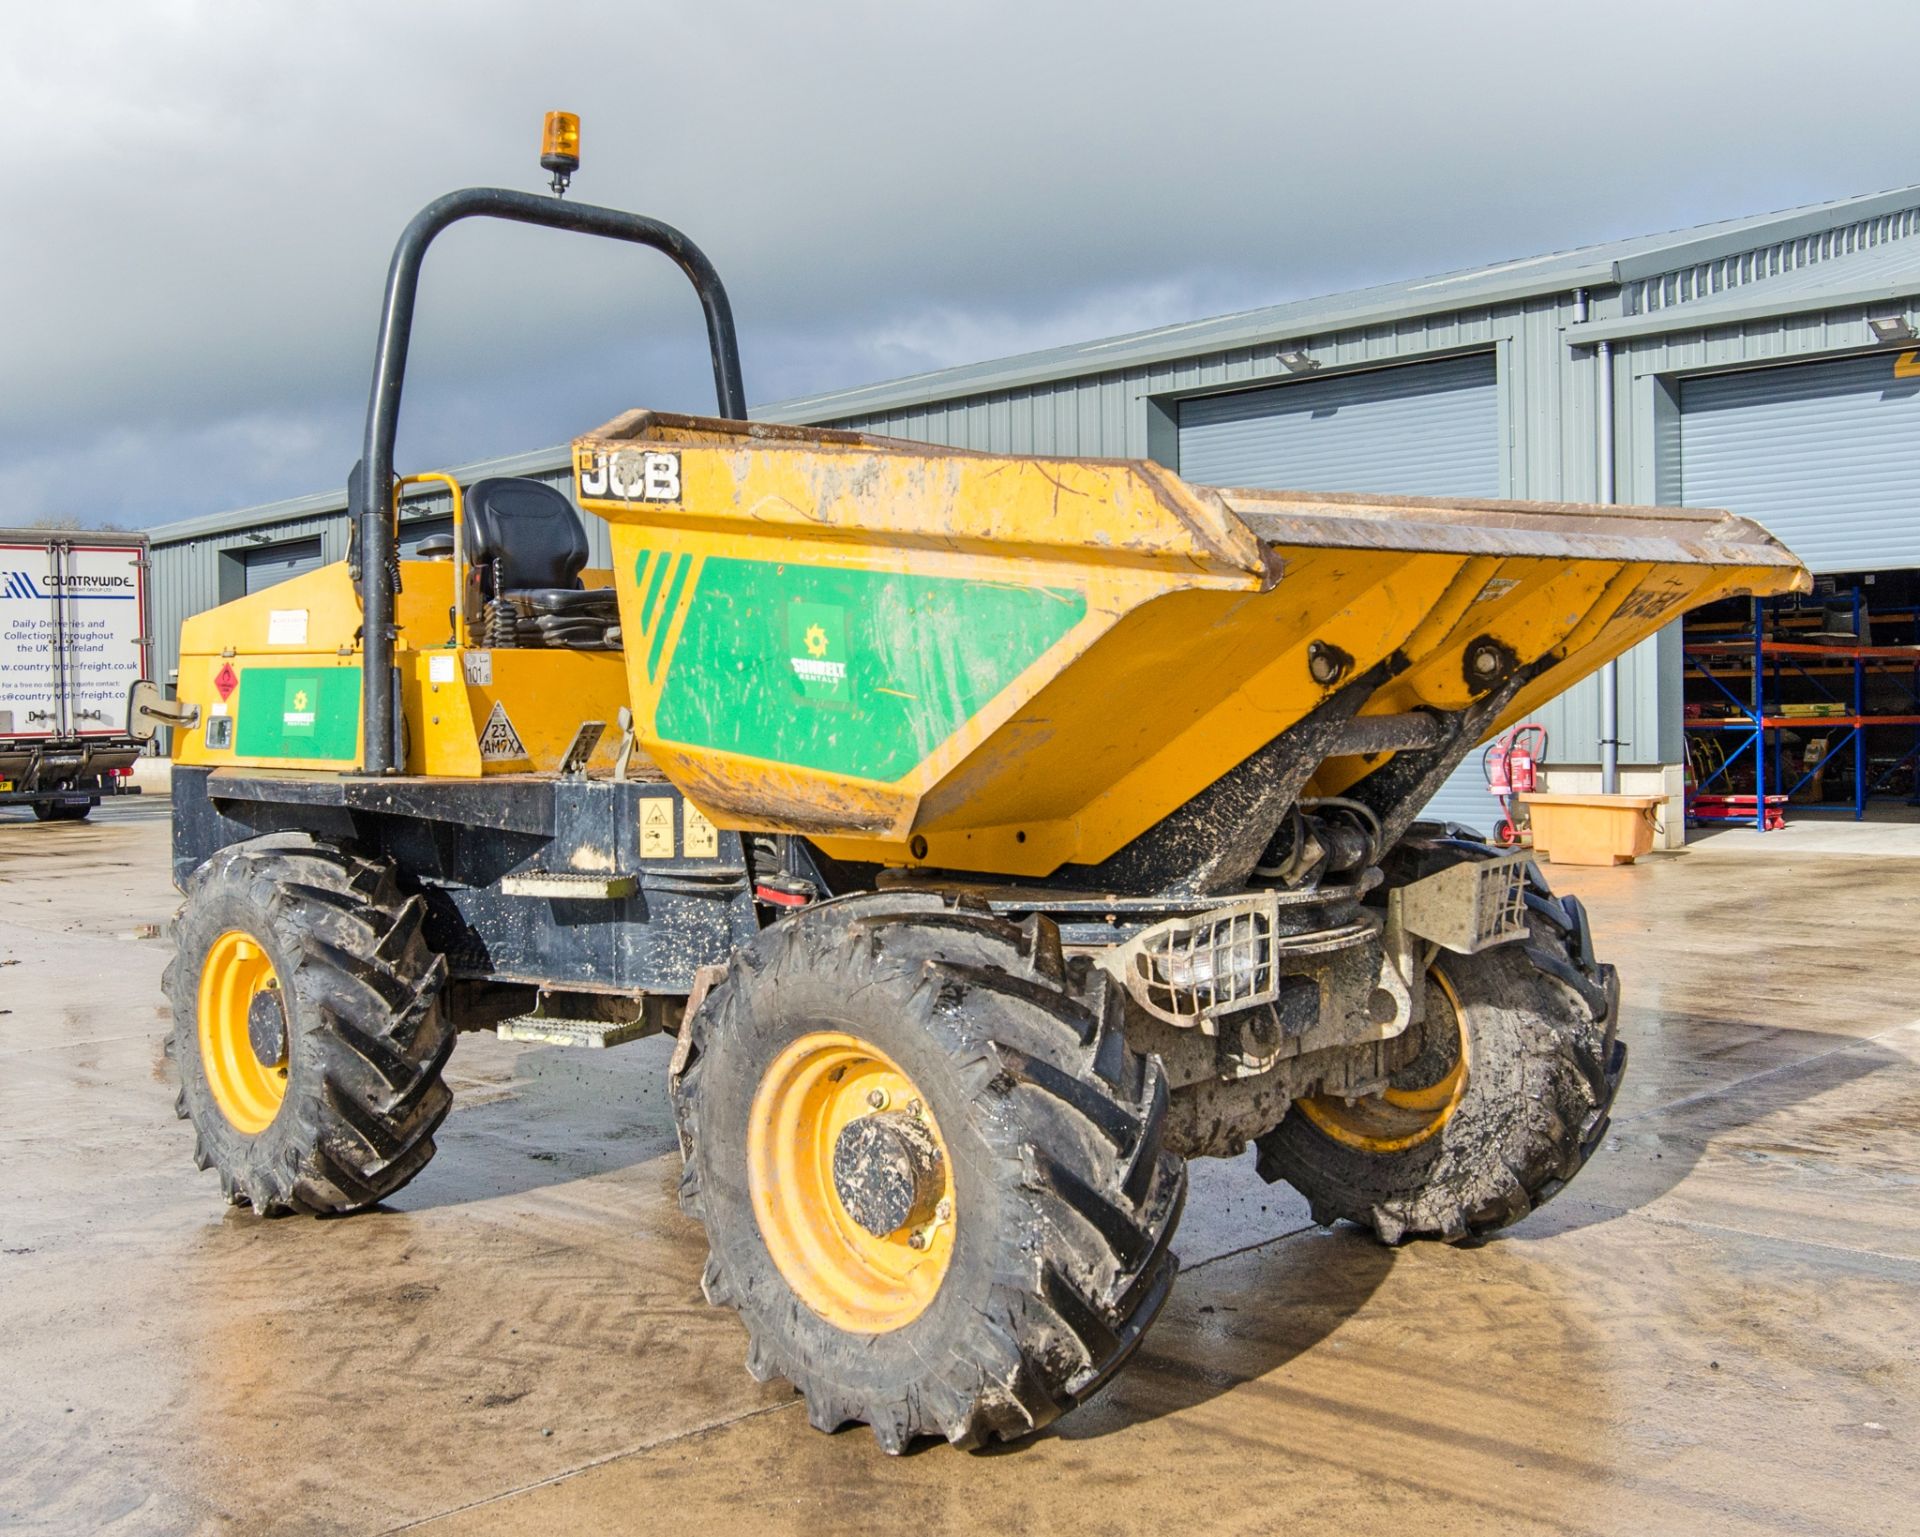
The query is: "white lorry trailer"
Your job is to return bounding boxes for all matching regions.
[0,529,151,821]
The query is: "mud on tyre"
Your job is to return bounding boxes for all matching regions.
[163,836,453,1215]
[1255,840,1625,1244]
[671,894,1186,1452]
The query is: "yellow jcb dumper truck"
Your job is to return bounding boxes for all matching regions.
[159,123,1809,1452]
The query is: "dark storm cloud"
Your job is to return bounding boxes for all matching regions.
[4,0,1918,526]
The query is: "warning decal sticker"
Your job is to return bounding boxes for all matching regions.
[640,798,675,858]
[477,701,528,762]
[683,801,718,858]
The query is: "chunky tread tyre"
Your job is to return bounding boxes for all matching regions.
[163,837,453,1215]
[1255,842,1624,1245]
[672,895,1185,1453]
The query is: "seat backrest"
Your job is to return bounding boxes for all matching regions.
[463,477,588,594]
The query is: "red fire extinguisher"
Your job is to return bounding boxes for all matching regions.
[1484,723,1547,847]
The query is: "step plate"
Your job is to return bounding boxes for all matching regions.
[495,1015,653,1049]
[498,872,638,899]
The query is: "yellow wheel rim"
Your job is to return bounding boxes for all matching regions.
[747,1031,955,1334]
[1298,968,1470,1153]
[197,929,290,1135]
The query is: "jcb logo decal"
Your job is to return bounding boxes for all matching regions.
[580,449,681,503]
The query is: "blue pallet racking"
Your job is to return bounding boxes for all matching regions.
[1684,589,1920,831]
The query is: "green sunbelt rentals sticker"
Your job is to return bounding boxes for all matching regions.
[653,560,1087,783]
[787,601,849,703]
[234,666,361,761]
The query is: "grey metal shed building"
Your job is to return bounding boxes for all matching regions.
[148,183,1920,831]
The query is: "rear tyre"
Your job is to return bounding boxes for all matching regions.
[1255,846,1624,1244]
[672,895,1186,1453]
[32,800,92,822]
[163,838,453,1215]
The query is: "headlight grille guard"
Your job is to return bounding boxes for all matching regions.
[1107,895,1376,1032]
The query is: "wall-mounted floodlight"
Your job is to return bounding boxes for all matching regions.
[1278,350,1320,373]
[1867,315,1915,344]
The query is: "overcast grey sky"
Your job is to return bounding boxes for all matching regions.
[5,0,1919,528]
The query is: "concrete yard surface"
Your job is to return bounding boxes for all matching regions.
[1,799,1915,1535]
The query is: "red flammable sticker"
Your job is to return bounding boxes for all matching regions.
[214,663,239,701]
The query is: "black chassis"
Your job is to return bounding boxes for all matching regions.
[173,764,759,998]
[2,733,147,809]
[171,766,1247,1000]
[1,779,140,810]
[171,690,1503,1027]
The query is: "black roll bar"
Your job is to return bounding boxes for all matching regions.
[356,187,747,774]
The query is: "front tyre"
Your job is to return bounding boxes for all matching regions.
[163,838,453,1214]
[1255,849,1624,1244]
[672,896,1186,1453]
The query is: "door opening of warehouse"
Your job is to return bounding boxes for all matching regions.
[1678,349,1920,831]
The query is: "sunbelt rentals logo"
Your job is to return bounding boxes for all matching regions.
[282,677,318,736]
[787,600,849,703]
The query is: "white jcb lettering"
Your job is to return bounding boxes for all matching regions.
[582,448,681,503]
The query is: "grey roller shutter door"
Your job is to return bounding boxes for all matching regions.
[1178,354,1503,834]
[1680,351,1920,573]
[242,537,324,595]
[1176,353,1500,496]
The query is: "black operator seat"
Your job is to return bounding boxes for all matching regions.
[463,477,589,601]
[463,477,621,650]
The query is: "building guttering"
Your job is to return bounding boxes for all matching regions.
[148,443,574,548]
[757,262,1626,425]
[1566,273,1920,344]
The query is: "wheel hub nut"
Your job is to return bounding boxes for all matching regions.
[247,986,288,1070]
[831,1109,944,1238]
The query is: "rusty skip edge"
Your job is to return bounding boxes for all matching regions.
[575,411,1805,591]
[1221,493,1807,581]
[1232,509,1811,583]
[576,414,1272,583]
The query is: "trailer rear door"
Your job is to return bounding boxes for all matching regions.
[0,541,58,737]
[0,539,147,738]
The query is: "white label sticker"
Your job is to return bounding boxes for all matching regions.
[476,701,528,762]
[463,650,493,686]
[1471,577,1519,606]
[208,702,229,718]
[267,609,309,646]
[428,654,456,684]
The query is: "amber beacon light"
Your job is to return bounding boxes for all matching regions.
[541,111,581,196]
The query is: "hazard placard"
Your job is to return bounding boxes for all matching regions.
[214,662,239,702]
[476,701,527,762]
[640,798,674,858]
[683,801,718,858]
